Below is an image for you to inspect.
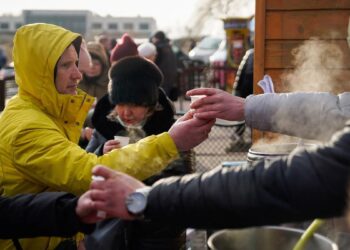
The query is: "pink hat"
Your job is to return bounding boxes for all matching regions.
[110,33,138,63]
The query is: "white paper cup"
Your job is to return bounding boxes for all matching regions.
[114,136,130,147]
[190,95,206,104]
[91,175,106,218]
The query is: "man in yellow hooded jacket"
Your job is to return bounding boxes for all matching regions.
[0,23,214,250]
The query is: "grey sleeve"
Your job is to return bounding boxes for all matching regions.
[145,126,350,229]
[244,92,350,141]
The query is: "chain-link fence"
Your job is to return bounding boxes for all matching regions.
[194,122,251,172]
[175,110,251,173]
[174,60,251,172]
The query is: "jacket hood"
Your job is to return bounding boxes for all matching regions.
[87,41,109,67]
[13,23,90,121]
[78,41,110,100]
[82,41,109,86]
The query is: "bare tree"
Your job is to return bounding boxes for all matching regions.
[186,0,255,37]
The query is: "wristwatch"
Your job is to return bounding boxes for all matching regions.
[125,186,152,217]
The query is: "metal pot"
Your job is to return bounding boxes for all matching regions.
[208,226,338,250]
[247,142,316,163]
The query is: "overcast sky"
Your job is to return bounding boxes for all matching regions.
[0,0,201,37]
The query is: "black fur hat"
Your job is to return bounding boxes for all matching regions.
[109,56,163,107]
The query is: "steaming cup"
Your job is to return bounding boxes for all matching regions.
[190,95,206,113]
[190,95,206,105]
[114,136,130,147]
[190,95,229,124]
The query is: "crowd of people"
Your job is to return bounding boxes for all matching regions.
[0,21,350,250]
[0,23,212,250]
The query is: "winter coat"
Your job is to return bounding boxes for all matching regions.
[245,92,350,141]
[87,88,174,153]
[85,88,194,250]
[0,23,178,250]
[145,122,350,229]
[78,42,109,101]
[233,48,254,98]
[0,192,94,239]
[86,88,194,182]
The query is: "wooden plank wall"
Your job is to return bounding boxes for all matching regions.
[253,0,350,142]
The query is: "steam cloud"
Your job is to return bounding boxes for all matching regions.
[256,37,350,145]
[282,38,345,93]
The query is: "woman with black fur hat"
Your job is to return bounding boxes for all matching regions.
[85,56,194,250]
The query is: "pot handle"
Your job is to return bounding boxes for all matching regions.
[292,219,325,250]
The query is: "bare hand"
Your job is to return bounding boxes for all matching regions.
[84,127,93,141]
[89,165,145,220]
[168,110,215,151]
[187,88,245,121]
[103,140,121,154]
[76,190,103,224]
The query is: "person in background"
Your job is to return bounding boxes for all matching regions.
[232,48,254,99]
[0,47,7,69]
[110,33,138,65]
[79,41,109,102]
[78,39,93,74]
[85,56,194,250]
[151,30,179,101]
[78,41,110,148]
[110,37,117,52]
[78,40,95,148]
[137,41,157,62]
[0,23,214,250]
[226,48,254,152]
[85,32,139,151]
[95,34,112,64]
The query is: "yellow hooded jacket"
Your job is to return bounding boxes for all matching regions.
[0,23,178,249]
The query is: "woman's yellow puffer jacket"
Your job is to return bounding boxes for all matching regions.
[0,23,178,250]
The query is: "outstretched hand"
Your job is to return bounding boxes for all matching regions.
[168,110,215,151]
[187,88,245,121]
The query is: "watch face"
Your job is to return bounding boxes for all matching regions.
[126,192,147,215]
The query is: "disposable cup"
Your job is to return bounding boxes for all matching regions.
[114,136,130,147]
[91,175,106,218]
[190,95,206,104]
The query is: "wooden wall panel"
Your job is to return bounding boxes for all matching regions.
[262,69,350,93]
[267,0,350,10]
[266,11,350,40]
[265,40,350,69]
[253,1,350,142]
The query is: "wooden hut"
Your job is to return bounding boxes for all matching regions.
[254,0,350,141]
